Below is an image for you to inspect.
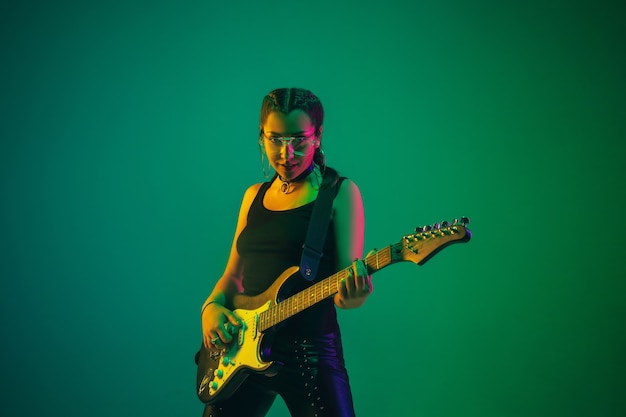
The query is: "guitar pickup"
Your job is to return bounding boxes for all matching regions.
[225,322,245,346]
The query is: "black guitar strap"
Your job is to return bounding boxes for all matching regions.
[300,177,345,281]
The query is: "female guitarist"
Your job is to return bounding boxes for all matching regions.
[199,87,373,417]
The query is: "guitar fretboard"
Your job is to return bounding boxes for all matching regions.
[257,243,400,332]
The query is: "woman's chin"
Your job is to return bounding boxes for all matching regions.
[279,164,300,179]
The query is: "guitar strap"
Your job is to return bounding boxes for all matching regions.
[299,177,345,281]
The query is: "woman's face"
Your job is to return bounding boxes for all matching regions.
[261,110,320,181]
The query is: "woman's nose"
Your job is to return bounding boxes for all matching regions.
[281,142,295,159]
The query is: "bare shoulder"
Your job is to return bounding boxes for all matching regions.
[239,183,263,212]
[333,178,364,217]
[335,178,362,204]
[244,182,263,199]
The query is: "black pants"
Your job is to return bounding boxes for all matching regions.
[202,332,356,417]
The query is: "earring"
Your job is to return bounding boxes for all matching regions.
[260,148,271,178]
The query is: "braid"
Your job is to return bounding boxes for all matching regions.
[260,88,324,135]
[314,147,339,189]
[260,88,339,188]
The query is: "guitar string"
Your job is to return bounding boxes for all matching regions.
[236,237,411,331]
[244,247,395,332]
[224,227,463,342]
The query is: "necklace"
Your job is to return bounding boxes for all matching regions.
[278,163,315,194]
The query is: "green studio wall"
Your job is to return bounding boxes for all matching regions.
[1,1,624,416]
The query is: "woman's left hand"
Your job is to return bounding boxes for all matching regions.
[334,256,373,309]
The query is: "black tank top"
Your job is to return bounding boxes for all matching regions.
[236,181,340,336]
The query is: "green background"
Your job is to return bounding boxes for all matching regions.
[1,1,624,416]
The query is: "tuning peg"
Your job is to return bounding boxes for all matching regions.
[407,233,423,241]
[441,220,450,227]
[461,216,470,225]
[433,223,441,230]
[422,225,432,232]
[415,226,423,233]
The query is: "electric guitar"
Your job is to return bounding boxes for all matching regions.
[196,217,471,404]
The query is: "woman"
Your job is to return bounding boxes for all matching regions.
[200,88,372,417]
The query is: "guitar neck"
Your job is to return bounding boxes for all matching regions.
[258,243,400,332]
[256,220,471,333]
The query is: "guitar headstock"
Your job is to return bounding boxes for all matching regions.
[394,217,471,265]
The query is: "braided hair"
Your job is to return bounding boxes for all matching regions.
[260,88,339,189]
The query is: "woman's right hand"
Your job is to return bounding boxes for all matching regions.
[201,302,242,350]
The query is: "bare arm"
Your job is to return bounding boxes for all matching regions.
[332,179,372,309]
[200,183,261,348]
